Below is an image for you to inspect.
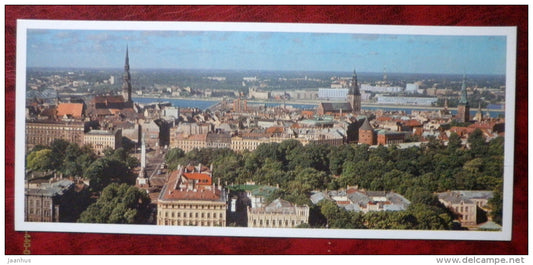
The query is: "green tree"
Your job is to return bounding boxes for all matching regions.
[213,152,243,185]
[407,203,453,230]
[78,183,151,224]
[278,139,303,168]
[84,157,134,192]
[447,132,463,153]
[489,182,503,225]
[468,128,488,157]
[165,148,186,170]
[26,149,54,172]
[49,139,70,170]
[294,167,330,191]
[255,158,286,186]
[328,145,354,176]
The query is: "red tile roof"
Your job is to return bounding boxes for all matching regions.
[160,169,222,201]
[402,119,422,127]
[93,95,125,104]
[57,103,83,118]
[266,126,284,134]
[183,172,212,185]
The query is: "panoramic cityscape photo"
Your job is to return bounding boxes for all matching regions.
[17,21,515,239]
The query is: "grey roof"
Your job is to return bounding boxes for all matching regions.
[367,191,387,197]
[328,190,347,197]
[359,118,373,131]
[456,190,494,200]
[264,198,300,214]
[310,191,326,205]
[478,221,502,230]
[437,190,493,204]
[342,203,361,212]
[383,204,405,211]
[347,191,371,206]
[26,179,74,197]
[386,193,411,208]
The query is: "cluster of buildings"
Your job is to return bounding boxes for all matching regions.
[311,187,411,213]
[24,49,504,230]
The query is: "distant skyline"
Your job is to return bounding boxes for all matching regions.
[26,29,507,75]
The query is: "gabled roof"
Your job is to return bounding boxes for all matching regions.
[359,118,373,131]
[57,103,83,118]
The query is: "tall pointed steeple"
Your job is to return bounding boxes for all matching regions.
[459,74,469,105]
[122,45,132,103]
[348,69,361,114]
[456,74,470,122]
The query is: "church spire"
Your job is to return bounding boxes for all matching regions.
[456,74,470,122]
[348,68,361,114]
[122,45,132,103]
[459,74,468,106]
[351,69,360,96]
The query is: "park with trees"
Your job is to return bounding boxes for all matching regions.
[25,139,150,224]
[165,128,504,230]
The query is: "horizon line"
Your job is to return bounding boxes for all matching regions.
[25,66,506,77]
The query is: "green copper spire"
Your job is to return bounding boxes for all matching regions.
[350,68,360,96]
[458,74,469,105]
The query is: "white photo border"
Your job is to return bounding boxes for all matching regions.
[15,19,517,241]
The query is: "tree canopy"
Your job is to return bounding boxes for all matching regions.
[78,183,151,224]
[162,130,504,228]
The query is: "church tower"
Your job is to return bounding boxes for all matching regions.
[348,69,361,114]
[456,74,470,122]
[122,46,132,103]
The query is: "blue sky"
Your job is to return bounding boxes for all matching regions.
[26,29,507,75]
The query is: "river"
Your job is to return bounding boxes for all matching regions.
[133,96,504,118]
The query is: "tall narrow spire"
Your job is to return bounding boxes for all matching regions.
[459,74,469,105]
[122,45,132,103]
[348,68,361,114]
[456,74,470,122]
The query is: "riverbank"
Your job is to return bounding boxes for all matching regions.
[133,94,504,113]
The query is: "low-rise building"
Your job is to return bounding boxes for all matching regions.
[377,130,406,145]
[83,129,121,155]
[247,198,309,228]
[25,179,74,222]
[26,120,85,150]
[171,133,207,152]
[437,190,493,227]
[157,164,227,227]
[311,188,411,213]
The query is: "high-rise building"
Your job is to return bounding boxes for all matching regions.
[122,46,132,103]
[456,75,470,122]
[348,69,361,114]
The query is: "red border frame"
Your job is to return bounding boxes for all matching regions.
[5,5,528,255]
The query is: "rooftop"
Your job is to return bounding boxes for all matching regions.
[57,103,83,118]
